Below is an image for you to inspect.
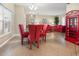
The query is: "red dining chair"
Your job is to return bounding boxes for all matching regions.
[47,25,54,32]
[58,25,62,32]
[36,25,43,48]
[55,25,62,32]
[28,25,36,49]
[40,24,48,42]
[19,24,29,45]
[54,25,57,31]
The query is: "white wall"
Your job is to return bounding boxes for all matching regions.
[66,3,79,13]
[33,15,64,25]
[35,15,54,25]
[59,15,66,26]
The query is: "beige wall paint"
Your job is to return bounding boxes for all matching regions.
[2,3,15,12]
[66,3,79,13]
[15,5,26,34]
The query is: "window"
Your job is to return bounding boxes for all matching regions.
[0,4,13,35]
[42,18,47,24]
[3,9,12,33]
[0,5,3,35]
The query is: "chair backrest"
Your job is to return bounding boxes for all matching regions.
[36,25,43,32]
[36,25,43,39]
[19,24,24,37]
[29,25,36,41]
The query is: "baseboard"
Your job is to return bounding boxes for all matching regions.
[0,32,11,39]
[13,34,20,37]
[0,34,20,47]
[0,35,15,47]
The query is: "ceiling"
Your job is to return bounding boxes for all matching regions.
[16,3,66,16]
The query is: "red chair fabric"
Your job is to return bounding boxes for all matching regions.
[40,24,48,42]
[28,25,43,49]
[54,25,62,32]
[28,24,48,49]
[19,24,29,45]
[36,25,43,48]
[62,26,66,32]
[28,25,36,49]
[47,25,53,32]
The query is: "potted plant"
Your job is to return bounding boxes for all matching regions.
[54,16,59,25]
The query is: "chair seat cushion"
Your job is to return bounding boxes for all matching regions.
[23,32,29,37]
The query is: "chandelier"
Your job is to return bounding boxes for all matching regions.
[28,4,38,15]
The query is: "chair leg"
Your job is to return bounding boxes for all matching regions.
[42,36,44,41]
[28,39,29,44]
[37,40,39,48]
[45,36,46,42]
[29,40,32,49]
[35,41,37,43]
[21,38,23,45]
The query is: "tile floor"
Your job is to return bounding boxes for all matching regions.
[0,32,79,56]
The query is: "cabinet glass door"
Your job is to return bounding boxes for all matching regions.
[69,17,77,38]
[69,17,77,29]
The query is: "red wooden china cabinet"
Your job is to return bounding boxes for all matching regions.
[66,10,79,45]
